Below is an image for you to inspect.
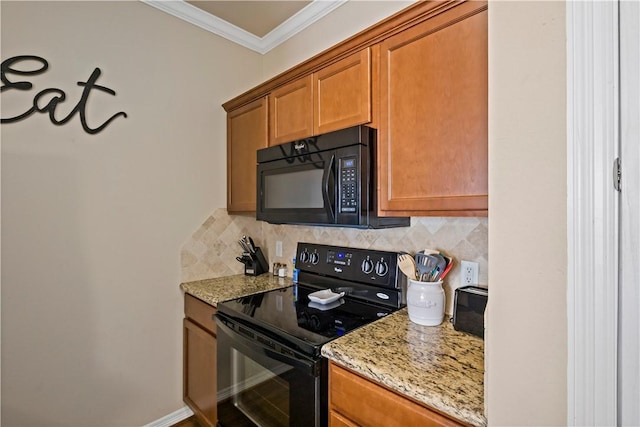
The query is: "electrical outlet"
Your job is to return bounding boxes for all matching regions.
[275,240,283,257]
[460,260,479,286]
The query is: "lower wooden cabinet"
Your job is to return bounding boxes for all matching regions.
[184,294,217,427]
[329,362,465,427]
[330,410,360,427]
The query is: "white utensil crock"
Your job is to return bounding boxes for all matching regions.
[407,279,445,326]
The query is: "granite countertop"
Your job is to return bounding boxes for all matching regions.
[180,274,485,426]
[180,273,292,307]
[322,309,485,426]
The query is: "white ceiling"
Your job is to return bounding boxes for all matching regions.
[186,1,311,38]
[142,0,348,54]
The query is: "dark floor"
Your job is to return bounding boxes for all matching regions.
[171,402,258,427]
[177,377,288,427]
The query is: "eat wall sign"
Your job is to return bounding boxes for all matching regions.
[1,55,127,134]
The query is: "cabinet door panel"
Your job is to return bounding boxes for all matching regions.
[330,410,359,427]
[329,363,464,427]
[184,318,217,427]
[227,97,268,213]
[314,49,372,135]
[379,4,488,215]
[270,75,313,145]
[184,294,216,335]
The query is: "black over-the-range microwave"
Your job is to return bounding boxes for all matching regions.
[256,125,409,228]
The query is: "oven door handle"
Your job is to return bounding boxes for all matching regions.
[215,314,319,375]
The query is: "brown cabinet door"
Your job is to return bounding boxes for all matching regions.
[269,75,313,145]
[314,48,372,135]
[378,3,488,216]
[329,363,465,427]
[185,294,217,335]
[329,410,359,427]
[227,97,268,213]
[184,317,217,427]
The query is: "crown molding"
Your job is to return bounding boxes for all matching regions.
[141,0,348,54]
[260,0,348,53]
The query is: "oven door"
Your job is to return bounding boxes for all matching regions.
[257,151,336,225]
[215,313,327,427]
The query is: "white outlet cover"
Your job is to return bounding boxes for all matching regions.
[460,260,479,286]
[275,240,283,257]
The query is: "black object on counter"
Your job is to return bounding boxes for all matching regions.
[452,285,488,339]
[242,246,269,276]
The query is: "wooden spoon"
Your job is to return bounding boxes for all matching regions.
[397,253,418,280]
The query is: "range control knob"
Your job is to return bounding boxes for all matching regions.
[361,258,374,274]
[299,250,310,263]
[375,260,389,277]
[309,252,319,265]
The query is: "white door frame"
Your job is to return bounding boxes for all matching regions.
[618,1,640,424]
[567,1,620,425]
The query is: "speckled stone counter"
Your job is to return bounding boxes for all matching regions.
[322,309,485,427]
[180,273,292,307]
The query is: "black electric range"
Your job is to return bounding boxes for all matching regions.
[214,243,405,427]
[216,243,405,357]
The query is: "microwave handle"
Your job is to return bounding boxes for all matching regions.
[322,154,336,222]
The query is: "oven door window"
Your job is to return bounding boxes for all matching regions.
[217,318,325,427]
[230,348,291,426]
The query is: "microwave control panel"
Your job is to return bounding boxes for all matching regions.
[338,157,358,213]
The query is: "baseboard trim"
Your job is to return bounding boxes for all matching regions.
[144,406,194,427]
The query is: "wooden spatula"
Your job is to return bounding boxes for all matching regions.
[397,253,417,280]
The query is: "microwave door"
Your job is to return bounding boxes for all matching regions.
[258,158,334,225]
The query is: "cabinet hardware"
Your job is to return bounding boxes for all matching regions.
[613,157,621,191]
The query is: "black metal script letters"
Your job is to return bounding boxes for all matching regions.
[1,55,127,134]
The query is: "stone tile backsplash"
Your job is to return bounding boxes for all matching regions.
[181,209,263,281]
[181,209,488,313]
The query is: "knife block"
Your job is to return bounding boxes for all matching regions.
[244,247,269,276]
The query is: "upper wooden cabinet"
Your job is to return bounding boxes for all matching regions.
[223,1,488,217]
[227,96,268,213]
[378,3,488,216]
[269,75,314,146]
[269,48,373,146]
[314,48,373,135]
